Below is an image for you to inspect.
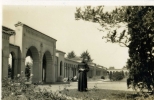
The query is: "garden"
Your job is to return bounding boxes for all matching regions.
[2,5,154,100]
[2,71,154,100]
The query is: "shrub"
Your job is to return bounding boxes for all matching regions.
[112,72,124,81]
[2,72,69,100]
[101,76,105,79]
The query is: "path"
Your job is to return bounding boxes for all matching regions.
[37,81,134,92]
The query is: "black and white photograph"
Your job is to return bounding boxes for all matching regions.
[1,1,154,100]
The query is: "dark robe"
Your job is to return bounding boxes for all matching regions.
[78,62,89,91]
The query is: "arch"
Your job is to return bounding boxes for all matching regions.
[42,51,52,82]
[26,46,39,83]
[60,61,62,76]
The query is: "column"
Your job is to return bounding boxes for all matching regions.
[14,59,18,78]
[76,65,78,77]
[2,56,9,79]
[39,58,42,83]
[20,58,26,77]
[93,66,96,77]
[32,59,40,83]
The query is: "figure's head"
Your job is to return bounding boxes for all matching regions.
[83,57,88,63]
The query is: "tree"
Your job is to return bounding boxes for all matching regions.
[8,64,11,78]
[125,71,128,77]
[112,71,124,81]
[67,51,76,59]
[75,6,154,91]
[121,71,125,78]
[80,50,93,62]
[109,71,112,80]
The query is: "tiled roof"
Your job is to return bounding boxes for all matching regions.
[2,26,15,35]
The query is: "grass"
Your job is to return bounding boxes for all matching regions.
[61,89,142,100]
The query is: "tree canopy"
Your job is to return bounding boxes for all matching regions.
[80,50,93,62]
[75,6,154,90]
[67,51,76,59]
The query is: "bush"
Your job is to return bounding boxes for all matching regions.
[101,76,105,79]
[2,72,69,100]
[112,72,124,81]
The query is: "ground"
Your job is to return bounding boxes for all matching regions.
[38,81,133,92]
[3,79,153,100]
[37,81,137,100]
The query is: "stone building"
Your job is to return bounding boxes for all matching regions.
[2,22,107,83]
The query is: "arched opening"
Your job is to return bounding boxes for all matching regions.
[25,56,33,81]
[60,61,62,76]
[25,46,39,83]
[42,51,52,82]
[8,52,15,79]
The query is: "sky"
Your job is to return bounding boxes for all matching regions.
[3,5,129,69]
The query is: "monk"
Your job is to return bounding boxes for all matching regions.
[78,57,90,92]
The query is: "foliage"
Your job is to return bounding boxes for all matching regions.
[67,51,76,59]
[25,56,33,67]
[121,71,125,77]
[109,71,112,80]
[108,71,124,81]
[2,71,35,100]
[112,71,125,81]
[62,88,154,100]
[125,7,154,92]
[2,72,154,100]
[75,6,129,46]
[125,71,128,77]
[8,64,12,78]
[80,50,93,62]
[2,72,69,100]
[75,6,154,92]
[101,76,105,79]
[25,65,31,81]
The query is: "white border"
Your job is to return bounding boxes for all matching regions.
[2,0,154,6]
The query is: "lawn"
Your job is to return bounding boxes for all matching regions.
[61,89,153,100]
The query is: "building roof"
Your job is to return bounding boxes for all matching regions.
[88,62,96,66]
[96,65,104,69]
[15,22,57,41]
[2,26,15,35]
[65,58,80,63]
[107,69,128,71]
[56,49,66,54]
[70,56,83,61]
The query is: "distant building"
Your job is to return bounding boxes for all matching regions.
[107,67,129,76]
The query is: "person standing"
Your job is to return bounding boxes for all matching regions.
[78,57,90,92]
